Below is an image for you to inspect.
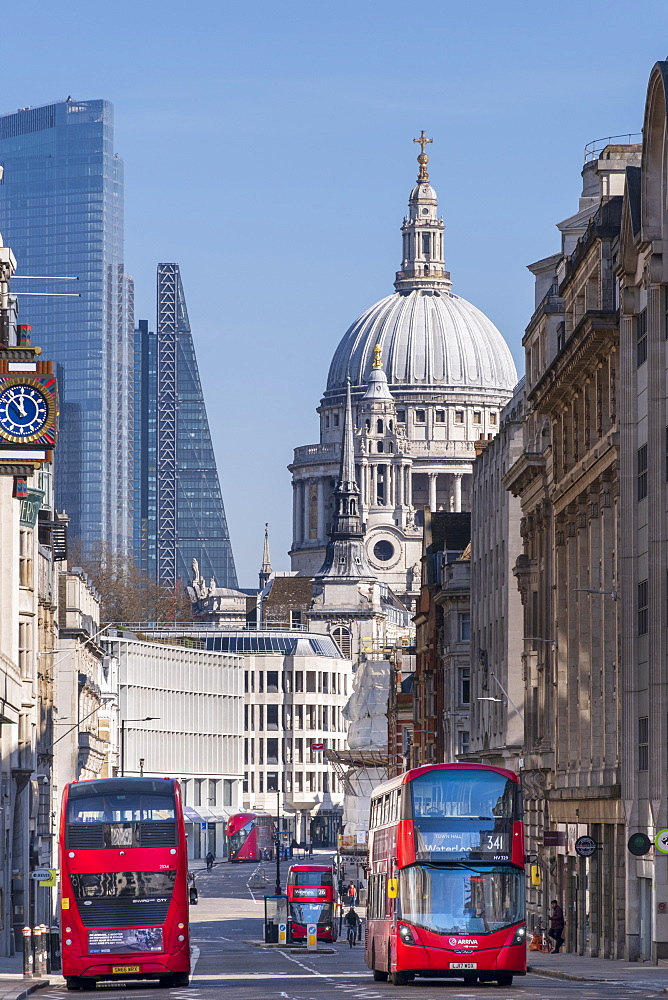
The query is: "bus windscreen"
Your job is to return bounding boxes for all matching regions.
[398,865,524,936]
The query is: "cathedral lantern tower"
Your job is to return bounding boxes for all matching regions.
[289,136,517,605]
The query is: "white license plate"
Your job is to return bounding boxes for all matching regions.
[449,962,477,969]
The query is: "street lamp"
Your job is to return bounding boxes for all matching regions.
[275,787,282,896]
[120,717,160,776]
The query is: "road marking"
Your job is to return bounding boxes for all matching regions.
[190,943,200,974]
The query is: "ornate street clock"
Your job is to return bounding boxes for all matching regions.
[0,375,58,447]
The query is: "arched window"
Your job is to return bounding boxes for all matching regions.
[331,626,352,659]
[377,419,383,434]
[365,419,370,431]
[377,441,384,453]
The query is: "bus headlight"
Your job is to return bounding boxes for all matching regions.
[510,926,526,946]
[178,935,185,942]
[65,939,72,946]
[398,924,416,945]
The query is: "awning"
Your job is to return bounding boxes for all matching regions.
[183,806,232,824]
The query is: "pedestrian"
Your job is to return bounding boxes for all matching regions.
[549,899,565,953]
[348,881,356,904]
[205,850,215,871]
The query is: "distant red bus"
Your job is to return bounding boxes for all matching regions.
[226,812,274,862]
[286,865,337,942]
[59,777,190,990]
[365,763,526,988]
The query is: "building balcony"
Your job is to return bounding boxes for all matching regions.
[292,443,339,465]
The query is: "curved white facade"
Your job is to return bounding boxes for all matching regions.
[290,146,517,602]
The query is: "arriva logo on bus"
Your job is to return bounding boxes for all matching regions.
[449,937,479,947]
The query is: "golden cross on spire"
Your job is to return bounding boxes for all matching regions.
[372,344,383,369]
[413,131,433,181]
[413,130,433,156]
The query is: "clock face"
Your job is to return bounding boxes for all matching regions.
[0,383,49,439]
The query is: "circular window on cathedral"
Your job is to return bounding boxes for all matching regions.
[373,539,395,562]
[422,208,429,215]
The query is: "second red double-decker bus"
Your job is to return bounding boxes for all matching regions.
[365,763,526,988]
[286,865,337,942]
[226,811,274,861]
[59,777,190,990]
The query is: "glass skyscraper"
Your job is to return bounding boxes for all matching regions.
[0,99,133,558]
[133,264,237,589]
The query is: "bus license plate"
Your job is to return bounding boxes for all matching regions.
[112,966,140,974]
[450,962,477,969]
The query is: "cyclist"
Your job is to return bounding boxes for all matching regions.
[205,851,215,871]
[344,906,361,947]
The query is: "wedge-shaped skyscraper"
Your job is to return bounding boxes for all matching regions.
[135,264,237,588]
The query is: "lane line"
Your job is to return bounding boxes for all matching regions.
[189,944,200,974]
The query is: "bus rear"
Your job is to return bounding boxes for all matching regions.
[286,865,337,942]
[226,812,274,861]
[365,763,526,988]
[60,777,190,990]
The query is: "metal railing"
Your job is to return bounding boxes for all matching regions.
[584,133,642,161]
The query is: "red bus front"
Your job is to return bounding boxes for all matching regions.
[60,777,190,989]
[226,812,274,862]
[286,865,337,942]
[365,764,526,988]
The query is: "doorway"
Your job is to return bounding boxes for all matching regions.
[639,877,652,961]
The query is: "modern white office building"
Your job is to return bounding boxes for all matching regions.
[102,633,244,859]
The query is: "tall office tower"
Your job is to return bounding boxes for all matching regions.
[135,263,237,588]
[0,99,133,558]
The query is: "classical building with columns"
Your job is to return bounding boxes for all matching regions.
[289,137,517,605]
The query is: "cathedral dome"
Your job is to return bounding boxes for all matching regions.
[326,134,516,397]
[327,287,517,394]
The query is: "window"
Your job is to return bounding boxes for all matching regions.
[244,671,249,693]
[435,409,445,422]
[267,671,279,692]
[295,772,303,792]
[295,671,303,692]
[290,610,303,629]
[377,441,384,452]
[322,672,329,693]
[306,671,316,692]
[258,772,264,793]
[259,739,264,764]
[638,444,648,500]
[639,717,649,771]
[455,410,464,424]
[458,667,471,705]
[373,539,395,562]
[267,739,279,764]
[295,738,303,763]
[194,779,203,806]
[458,612,471,642]
[323,773,330,793]
[258,671,264,693]
[397,409,406,422]
[421,233,431,255]
[377,419,383,433]
[332,626,352,658]
[283,672,293,693]
[243,773,248,794]
[267,705,279,730]
[490,412,497,425]
[307,772,316,792]
[473,411,482,424]
[258,705,264,730]
[19,529,33,587]
[636,308,648,367]
[180,778,189,804]
[458,731,470,756]
[415,409,426,423]
[638,580,649,636]
[295,705,303,730]
[223,780,233,807]
[208,780,219,807]
[333,413,339,427]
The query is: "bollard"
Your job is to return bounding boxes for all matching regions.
[40,924,49,977]
[22,926,33,979]
[34,925,45,978]
[49,926,61,972]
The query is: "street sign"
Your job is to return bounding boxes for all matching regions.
[39,870,58,887]
[655,829,668,854]
[575,836,597,857]
[628,832,652,857]
[30,870,52,881]
[200,822,207,831]
[543,831,567,847]
[310,743,324,751]
[307,922,317,951]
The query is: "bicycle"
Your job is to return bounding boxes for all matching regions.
[529,926,553,953]
[347,925,357,947]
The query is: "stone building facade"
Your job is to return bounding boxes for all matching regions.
[617,61,668,962]
[505,141,640,957]
[469,382,525,770]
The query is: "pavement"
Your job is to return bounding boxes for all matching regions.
[0,954,49,1000]
[528,950,668,991]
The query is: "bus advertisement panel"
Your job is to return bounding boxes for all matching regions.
[365,763,526,987]
[226,812,274,862]
[286,865,337,942]
[59,777,190,990]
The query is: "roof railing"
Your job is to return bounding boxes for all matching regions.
[583,133,642,161]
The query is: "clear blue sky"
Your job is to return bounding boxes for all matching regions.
[4,0,667,585]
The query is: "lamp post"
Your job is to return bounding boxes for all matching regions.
[120,718,160,776]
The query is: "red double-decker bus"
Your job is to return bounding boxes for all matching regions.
[365,763,526,988]
[226,811,274,861]
[59,777,190,991]
[286,865,337,942]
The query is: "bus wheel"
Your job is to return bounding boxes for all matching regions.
[389,971,410,986]
[65,978,83,991]
[496,973,513,987]
[172,973,190,987]
[371,946,388,981]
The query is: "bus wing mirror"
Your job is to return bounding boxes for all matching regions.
[189,887,198,905]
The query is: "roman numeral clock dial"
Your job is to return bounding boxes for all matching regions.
[0,383,50,442]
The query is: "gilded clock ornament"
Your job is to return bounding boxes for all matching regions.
[0,377,58,445]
